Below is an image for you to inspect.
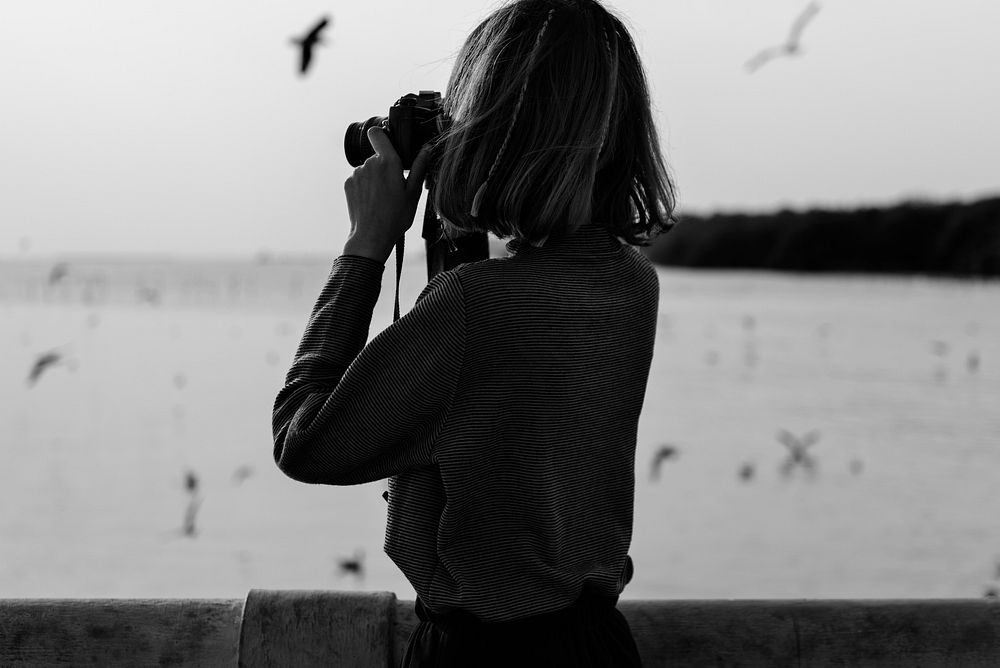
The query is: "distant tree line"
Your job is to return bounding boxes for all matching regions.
[644,196,1000,278]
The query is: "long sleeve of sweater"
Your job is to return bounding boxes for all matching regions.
[272,255,465,485]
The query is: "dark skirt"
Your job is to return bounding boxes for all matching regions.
[400,592,642,667]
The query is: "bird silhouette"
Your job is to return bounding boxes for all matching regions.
[292,16,332,75]
[335,549,365,578]
[48,262,69,285]
[745,2,822,74]
[738,462,755,482]
[27,351,64,386]
[649,444,679,481]
[967,351,981,373]
[777,428,820,477]
[182,470,201,537]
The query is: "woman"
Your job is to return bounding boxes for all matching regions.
[272,0,676,664]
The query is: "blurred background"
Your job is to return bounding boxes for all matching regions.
[1,0,999,601]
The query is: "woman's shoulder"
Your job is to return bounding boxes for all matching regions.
[621,244,661,287]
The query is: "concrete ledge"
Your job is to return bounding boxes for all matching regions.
[239,589,395,668]
[1,594,998,667]
[0,598,242,666]
[619,599,1000,667]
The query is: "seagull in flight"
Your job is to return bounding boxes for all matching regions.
[27,351,65,387]
[649,444,680,481]
[777,428,821,477]
[745,2,822,74]
[48,262,69,285]
[182,469,202,537]
[291,15,332,76]
[335,548,365,579]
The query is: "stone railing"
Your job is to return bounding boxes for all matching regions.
[2,591,999,666]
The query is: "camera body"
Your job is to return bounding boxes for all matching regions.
[344,91,489,279]
[344,91,447,169]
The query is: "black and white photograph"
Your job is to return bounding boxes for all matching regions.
[2,1,999,665]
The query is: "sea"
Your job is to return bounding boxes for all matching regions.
[1,253,999,601]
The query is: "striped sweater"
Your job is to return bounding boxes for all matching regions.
[273,223,660,622]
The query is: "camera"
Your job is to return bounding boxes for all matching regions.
[344,91,448,170]
[344,90,488,279]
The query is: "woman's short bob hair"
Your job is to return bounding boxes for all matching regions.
[431,0,676,246]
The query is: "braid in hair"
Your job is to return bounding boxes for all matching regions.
[470,8,557,219]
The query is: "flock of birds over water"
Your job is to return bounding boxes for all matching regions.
[16,259,377,582]
[10,3,997,595]
[649,427,848,486]
[177,467,366,580]
[13,255,992,594]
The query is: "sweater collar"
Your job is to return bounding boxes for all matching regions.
[504,223,622,257]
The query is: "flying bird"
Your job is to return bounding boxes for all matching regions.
[184,469,199,494]
[27,351,64,386]
[291,15,332,75]
[649,444,680,481]
[777,428,821,477]
[182,469,202,537]
[745,2,822,74]
[48,262,69,285]
[967,351,981,373]
[335,548,365,579]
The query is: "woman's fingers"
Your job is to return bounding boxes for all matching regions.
[342,127,433,259]
[365,125,430,207]
[406,146,432,202]
[367,126,399,166]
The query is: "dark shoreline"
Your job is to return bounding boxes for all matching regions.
[643,196,1000,279]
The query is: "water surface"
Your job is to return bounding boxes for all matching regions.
[1,258,998,600]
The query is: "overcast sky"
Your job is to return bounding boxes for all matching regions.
[2,0,998,257]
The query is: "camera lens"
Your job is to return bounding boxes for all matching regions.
[344,116,386,166]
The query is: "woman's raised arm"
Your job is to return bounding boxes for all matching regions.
[272,257,465,485]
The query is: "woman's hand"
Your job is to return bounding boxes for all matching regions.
[342,127,432,263]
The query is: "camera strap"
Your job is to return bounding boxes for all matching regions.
[393,235,404,322]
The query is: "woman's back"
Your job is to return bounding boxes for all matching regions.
[386,224,659,622]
